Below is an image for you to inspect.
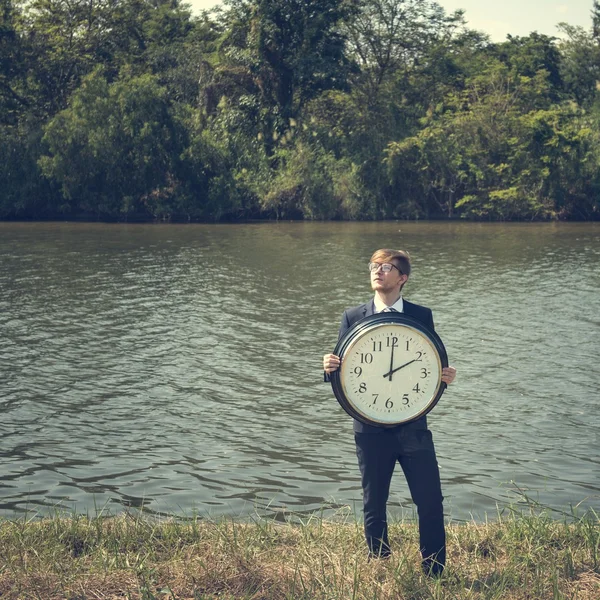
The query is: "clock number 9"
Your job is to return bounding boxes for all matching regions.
[354,366,363,377]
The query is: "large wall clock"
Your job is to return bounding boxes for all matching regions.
[330,313,448,426]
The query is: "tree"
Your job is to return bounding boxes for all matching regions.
[492,32,564,105]
[344,0,466,103]
[385,64,600,220]
[0,0,29,123]
[16,0,197,116]
[39,69,184,218]
[558,23,600,108]
[214,0,354,154]
[593,0,600,40]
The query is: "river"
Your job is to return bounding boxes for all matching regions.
[1,221,598,522]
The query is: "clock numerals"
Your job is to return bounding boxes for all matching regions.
[338,319,445,425]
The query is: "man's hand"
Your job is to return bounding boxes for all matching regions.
[442,366,456,385]
[323,353,341,374]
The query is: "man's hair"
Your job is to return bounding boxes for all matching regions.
[370,249,411,276]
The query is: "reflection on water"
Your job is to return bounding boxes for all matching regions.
[1,221,599,521]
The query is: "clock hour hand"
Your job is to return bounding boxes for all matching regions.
[382,358,417,380]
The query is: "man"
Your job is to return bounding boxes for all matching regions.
[323,248,456,576]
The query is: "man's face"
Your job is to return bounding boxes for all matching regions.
[369,260,408,294]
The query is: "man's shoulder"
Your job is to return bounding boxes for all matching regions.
[342,298,433,327]
[403,299,434,328]
[342,299,433,317]
[343,301,371,321]
[403,299,432,314]
[345,301,371,313]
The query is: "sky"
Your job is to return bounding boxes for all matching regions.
[185,0,595,42]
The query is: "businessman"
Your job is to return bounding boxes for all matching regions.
[323,248,456,576]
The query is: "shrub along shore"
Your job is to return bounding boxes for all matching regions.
[0,508,598,599]
[4,0,600,222]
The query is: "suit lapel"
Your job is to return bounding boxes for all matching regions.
[364,299,375,318]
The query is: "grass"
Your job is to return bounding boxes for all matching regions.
[0,505,598,599]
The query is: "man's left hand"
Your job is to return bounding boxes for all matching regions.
[442,366,456,385]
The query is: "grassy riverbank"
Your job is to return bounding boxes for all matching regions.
[1,508,598,599]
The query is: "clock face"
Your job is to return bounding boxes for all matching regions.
[337,319,445,425]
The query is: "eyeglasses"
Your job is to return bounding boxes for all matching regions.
[368,262,403,274]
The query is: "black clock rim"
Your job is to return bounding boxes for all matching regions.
[330,313,448,427]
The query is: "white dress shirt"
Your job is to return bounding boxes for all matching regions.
[374,295,404,314]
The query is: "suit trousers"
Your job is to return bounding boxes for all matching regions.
[354,423,446,574]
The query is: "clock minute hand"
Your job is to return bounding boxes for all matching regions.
[382,358,417,379]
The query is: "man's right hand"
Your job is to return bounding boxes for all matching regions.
[323,353,341,374]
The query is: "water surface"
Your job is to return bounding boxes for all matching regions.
[1,221,598,521]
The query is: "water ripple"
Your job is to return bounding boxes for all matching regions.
[0,221,599,521]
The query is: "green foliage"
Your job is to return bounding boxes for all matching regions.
[181,114,251,220]
[0,120,58,218]
[254,0,352,114]
[215,0,353,155]
[0,0,24,124]
[256,141,370,219]
[39,68,184,218]
[2,0,600,221]
[557,23,600,107]
[386,64,600,220]
[493,32,564,99]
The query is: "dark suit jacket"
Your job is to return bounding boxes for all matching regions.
[329,298,435,434]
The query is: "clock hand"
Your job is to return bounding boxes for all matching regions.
[382,358,417,379]
[388,342,395,381]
